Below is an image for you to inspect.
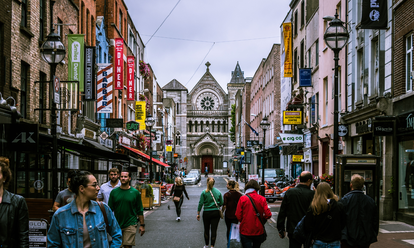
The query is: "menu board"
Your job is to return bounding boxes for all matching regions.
[29,219,48,248]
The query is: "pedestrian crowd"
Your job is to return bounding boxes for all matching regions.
[0,155,379,248]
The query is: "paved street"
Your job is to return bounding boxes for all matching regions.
[134,175,289,248]
[132,176,414,248]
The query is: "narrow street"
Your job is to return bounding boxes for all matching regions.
[134,175,290,248]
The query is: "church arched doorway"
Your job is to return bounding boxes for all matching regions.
[202,155,213,173]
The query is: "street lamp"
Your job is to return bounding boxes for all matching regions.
[40,29,66,200]
[260,116,270,196]
[145,115,155,182]
[323,10,349,194]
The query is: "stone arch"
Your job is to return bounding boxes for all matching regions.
[196,143,219,156]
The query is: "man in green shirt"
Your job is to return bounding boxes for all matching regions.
[109,171,145,248]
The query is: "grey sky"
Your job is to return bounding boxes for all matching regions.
[125,0,291,92]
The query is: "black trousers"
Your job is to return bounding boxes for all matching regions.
[225,216,238,241]
[202,210,221,246]
[173,197,183,217]
[288,233,302,248]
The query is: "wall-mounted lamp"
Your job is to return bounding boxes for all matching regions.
[0,92,7,105]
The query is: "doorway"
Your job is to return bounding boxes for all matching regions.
[202,156,213,173]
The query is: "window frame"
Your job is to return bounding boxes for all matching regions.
[21,0,28,27]
[21,62,29,119]
[406,34,413,93]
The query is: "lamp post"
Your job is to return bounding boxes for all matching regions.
[40,30,66,200]
[145,115,155,182]
[323,10,349,194]
[260,116,270,196]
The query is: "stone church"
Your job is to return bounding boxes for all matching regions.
[162,62,245,173]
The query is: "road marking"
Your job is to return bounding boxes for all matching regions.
[402,239,414,245]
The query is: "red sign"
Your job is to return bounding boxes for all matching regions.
[127,56,134,100]
[114,38,124,90]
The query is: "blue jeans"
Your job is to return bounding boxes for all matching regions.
[240,234,263,248]
[312,240,340,248]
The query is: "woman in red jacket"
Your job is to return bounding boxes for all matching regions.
[235,180,272,248]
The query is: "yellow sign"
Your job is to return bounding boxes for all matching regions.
[166,146,172,152]
[135,101,146,130]
[283,23,292,78]
[241,152,244,155]
[283,111,302,125]
[292,155,303,162]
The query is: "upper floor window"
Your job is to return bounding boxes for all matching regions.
[301,1,305,27]
[39,0,46,40]
[21,62,29,119]
[119,10,123,35]
[21,0,28,27]
[315,39,319,66]
[406,34,413,92]
[294,11,298,35]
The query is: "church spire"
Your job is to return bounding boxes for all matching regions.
[229,61,245,84]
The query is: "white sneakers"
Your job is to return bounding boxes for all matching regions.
[176,217,181,222]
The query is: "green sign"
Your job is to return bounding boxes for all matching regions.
[126,121,139,131]
[68,34,85,92]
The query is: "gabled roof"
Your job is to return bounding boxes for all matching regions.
[162,79,188,91]
[229,61,245,84]
[189,62,227,97]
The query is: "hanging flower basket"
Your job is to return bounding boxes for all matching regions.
[138,94,151,111]
[136,133,149,151]
[320,173,334,188]
[139,60,150,80]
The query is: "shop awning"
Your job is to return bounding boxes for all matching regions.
[122,145,170,167]
[40,134,129,162]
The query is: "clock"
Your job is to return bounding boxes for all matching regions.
[338,125,348,137]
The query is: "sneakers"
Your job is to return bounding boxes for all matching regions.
[176,217,181,222]
[203,246,209,248]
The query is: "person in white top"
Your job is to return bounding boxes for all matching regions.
[98,167,121,204]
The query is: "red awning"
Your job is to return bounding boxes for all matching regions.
[122,145,170,167]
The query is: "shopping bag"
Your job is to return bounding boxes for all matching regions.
[293,215,312,248]
[228,223,242,248]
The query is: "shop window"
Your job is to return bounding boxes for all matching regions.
[398,140,414,214]
[406,34,413,93]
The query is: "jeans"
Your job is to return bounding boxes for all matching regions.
[313,240,340,248]
[240,234,264,248]
[340,241,370,248]
[173,197,183,217]
[225,217,238,242]
[288,234,302,248]
[202,210,221,246]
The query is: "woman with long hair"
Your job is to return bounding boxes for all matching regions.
[48,170,122,247]
[222,180,243,243]
[170,176,189,222]
[197,177,223,248]
[236,180,272,248]
[303,182,345,248]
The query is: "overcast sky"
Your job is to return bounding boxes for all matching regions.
[125,0,291,92]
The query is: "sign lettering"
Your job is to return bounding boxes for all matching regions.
[114,38,124,90]
[127,56,135,100]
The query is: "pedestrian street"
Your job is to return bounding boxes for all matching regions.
[135,175,290,248]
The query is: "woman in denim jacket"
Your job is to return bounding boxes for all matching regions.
[47,171,122,248]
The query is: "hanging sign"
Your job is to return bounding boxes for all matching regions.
[68,34,85,92]
[126,121,139,131]
[361,0,388,29]
[135,101,146,130]
[292,155,303,162]
[279,133,304,144]
[127,56,135,100]
[283,23,292,78]
[84,46,95,100]
[373,120,394,136]
[299,68,312,87]
[166,146,172,152]
[97,64,113,113]
[283,111,302,125]
[114,38,124,90]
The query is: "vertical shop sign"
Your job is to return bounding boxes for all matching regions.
[361,0,388,29]
[135,101,146,130]
[97,64,113,113]
[283,23,292,78]
[84,46,95,100]
[114,38,124,90]
[68,34,85,92]
[127,56,135,100]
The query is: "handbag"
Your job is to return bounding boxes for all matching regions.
[209,190,224,219]
[98,202,112,245]
[293,215,313,248]
[173,196,181,202]
[246,194,267,243]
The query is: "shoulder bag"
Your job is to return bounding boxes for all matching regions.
[98,202,113,245]
[172,185,181,202]
[209,190,224,219]
[246,194,267,243]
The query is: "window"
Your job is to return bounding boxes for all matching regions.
[324,77,328,125]
[300,40,304,68]
[21,62,29,119]
[86,10,90,44]
[57,19,63,42]
[39,72,46,123]
[176,103,180,114]
[21,0,28,27]
[293,49,298,83]
[338,67,342,121]
[406,34,413,92]
[315,40,319,66]
[294,11,298,35]
[39,0,46,40]
[301,1,305,27]
[81,2,84,35]
[119,10,123,35]
[308,49,311,68]
[336,2,341,20]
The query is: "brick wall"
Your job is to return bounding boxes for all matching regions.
[394,0,414,97]
[0,0,12,98]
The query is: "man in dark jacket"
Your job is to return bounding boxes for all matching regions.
[0,157,29,248]
[339,174,379,248]
[277,171,315,248]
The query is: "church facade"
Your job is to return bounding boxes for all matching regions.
[162,62,245,173]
